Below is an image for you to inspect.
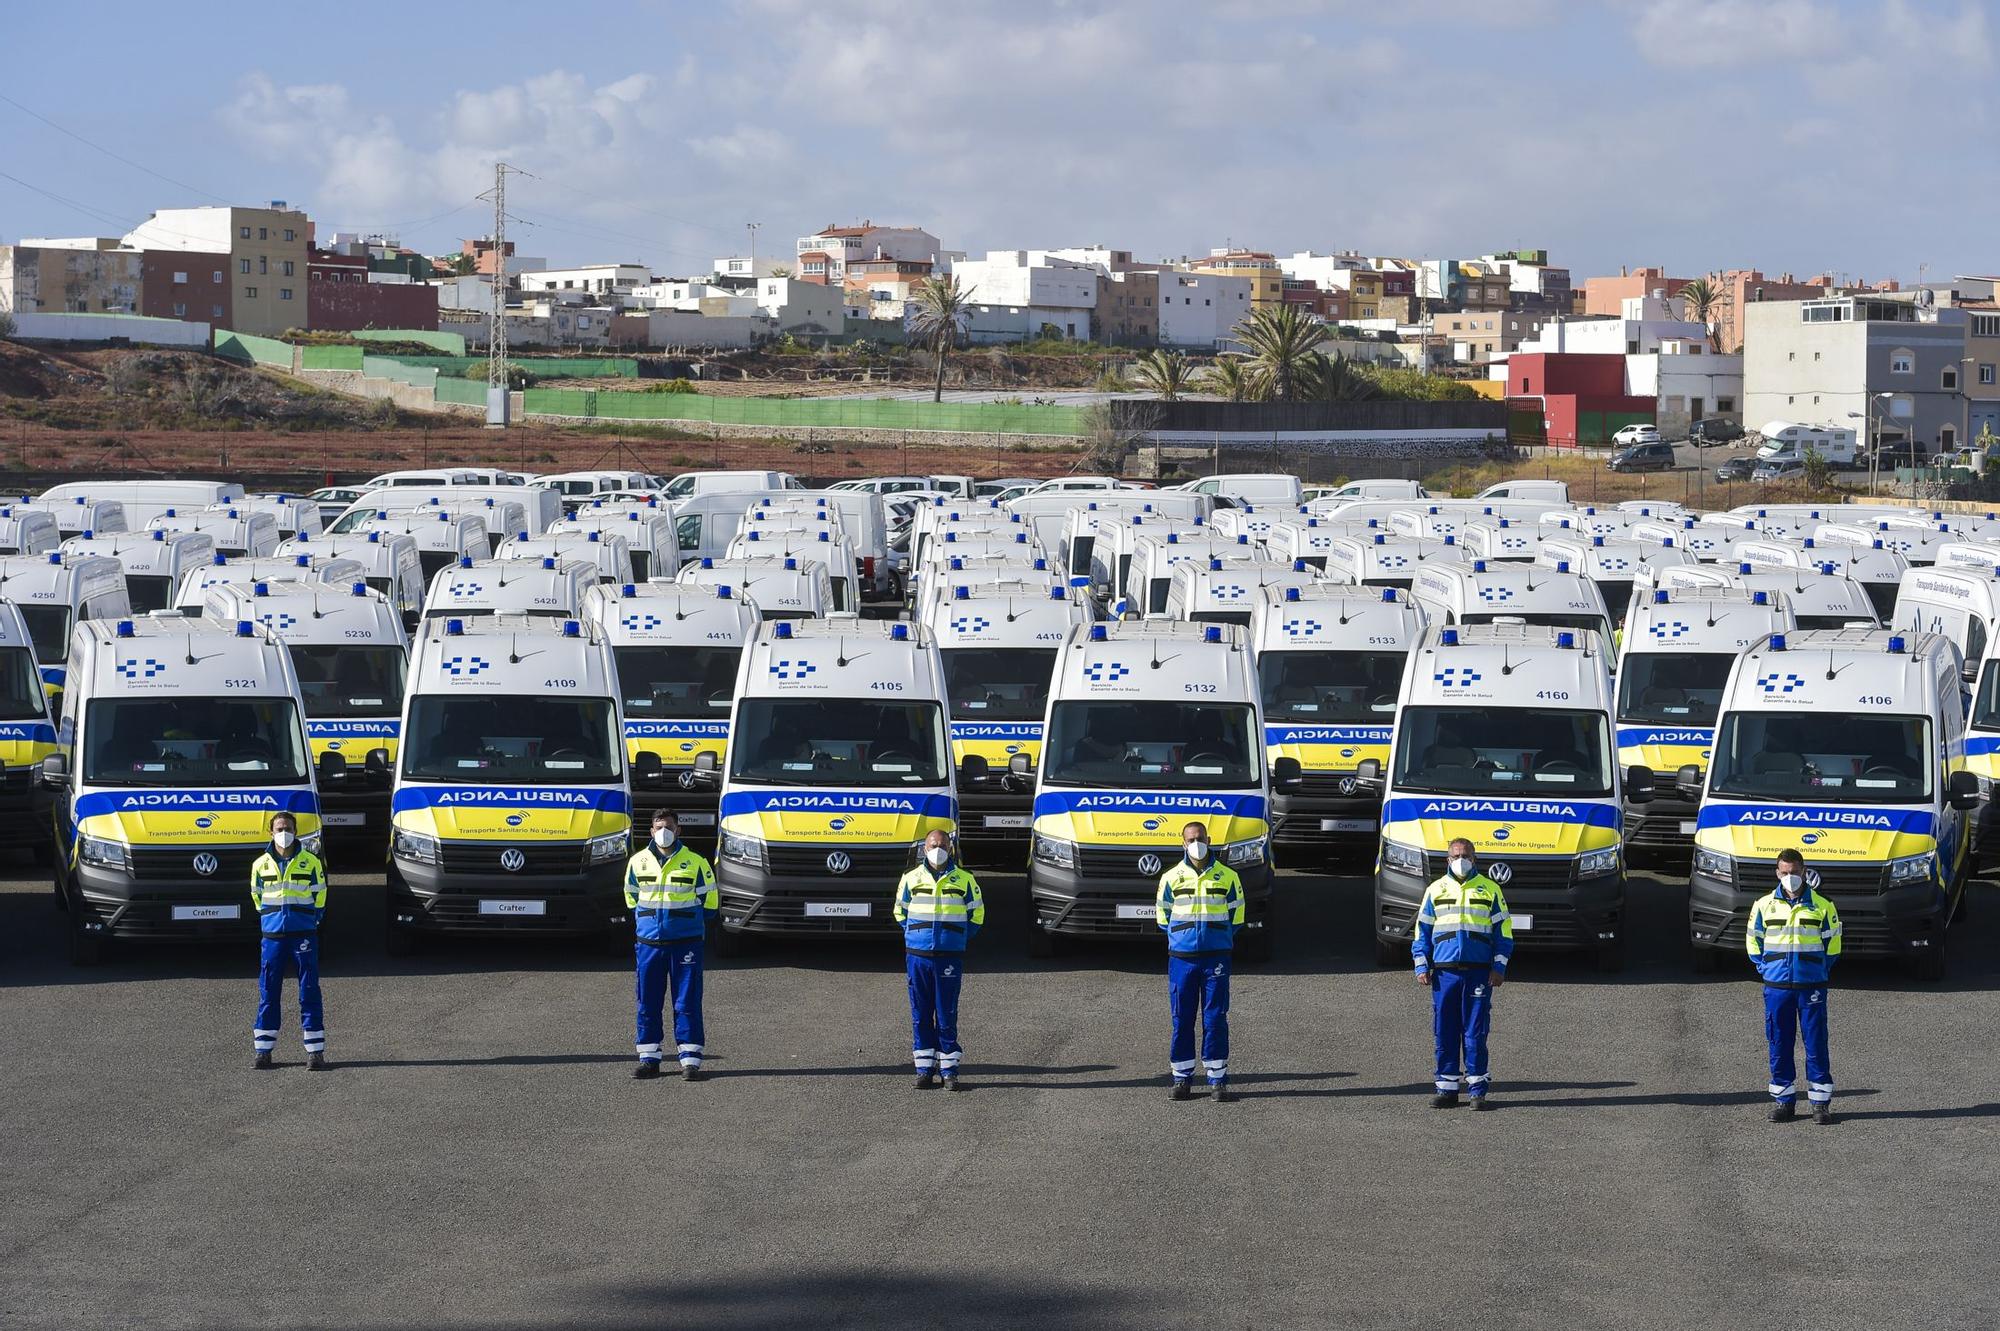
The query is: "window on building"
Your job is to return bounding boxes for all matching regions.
[258,227,268,240]
[1982,364,1996,385]
[171,303,186,317]
[245,286,258,298]
[211,305,223,319]
[1943,367,1959,391]
[258,257,267,275]
[284,229,295,242]
[239,226,251,239]
[1787,395,1795,405]
[239,259,251,274]
[213,272,222,283]
[1627,340,1639,354]
[1788,351,1795,361]
[1718,396,1736,412]
[282,261,295,277]
[1891,350,1914,374]
[171,271,188,284]
[1204,299,1211,306]
[279,289,293,301]
[1971,314,2000,338]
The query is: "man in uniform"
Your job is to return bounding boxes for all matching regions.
[250,811,329,1071]
[1156,820,1244,1103]
[1412,836,1513,1109]
[893,828,985,1090]
[1747,848,1842,1124]
[624,809,717,1081]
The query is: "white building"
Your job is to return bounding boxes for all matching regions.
[753,278,846,334]
[948,250,1098,341]
[1516,294,1707,356]
[1504,295,1743,435]
[795,224,941,285]
[1279,251,1371,290]
[516,264,651,302]
[1157,271,1252,351]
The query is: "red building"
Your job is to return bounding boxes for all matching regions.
[1505,352,1654,449]
[307,249,438,331]
[138,251,231,328]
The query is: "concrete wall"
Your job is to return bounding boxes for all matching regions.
[8,311,210,346]
[0,243,142,316]
[1157,271,1252,349]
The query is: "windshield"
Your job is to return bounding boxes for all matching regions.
[17,604,70,664]
[1709,711,1931,803]
[676,514,702,551]
[289,644,405,718]
[942,647,1056,722]
[1861,582,1897,622]
[664,477,696,500]
[417,549,458,584]
[1976,661,2000,730]
[83,697,307,786]
[329,508,374,534]
[1261,651,1404,722]
[1797,613,1871,630]
[629,549,652,581]
[728,698,948,787]
[121,574,172,613]
[402,695,620,783]
[615,645,739,719]
[1616,653,1734,725]
[1066,534,1096,577]
[1044,700,1260,789]
[1595,579,1635,626]
[1392,706,1613,797]
[1364,576,1414,591]
[0,646,45,720]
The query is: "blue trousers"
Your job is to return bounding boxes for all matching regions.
[1432,968,1493,1095]
[1763,985,1832,1104]
[635,940,705,1067]
[1167,952,1231,1083]
[906,953,965,1074]
[255,934,324,1054]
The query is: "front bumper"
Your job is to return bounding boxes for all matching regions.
[714,854,907,938]
[69,860,262,943]
[1623,790,1700,853]
[1375,859,1624,954]
[1269,786,1381,848]
[316,785,389,861]
[387,852,629,937]
[1688,862,1950,959]
[629,779,723,843]
[0,768,50,848]
[1030,856,1273,940]
[953,783,1034,850]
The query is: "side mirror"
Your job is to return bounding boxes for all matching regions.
[1675,763,1704,798]
[1354,758,1383,786]
[959,753,990,785]
[632,751,664,787]
[1624,764,1656,805]
[1272,755,1303,790]
[39,752,67,788]
[1964,663,1980,685]
[1007,752,1032,779]
[316,749,348,787]
[364,747,391,777]
[689,750,720,789]
[693,751,717,772]
[1949,768,1981,811]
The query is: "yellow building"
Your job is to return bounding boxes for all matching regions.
[1346,269,1382,321]
[1188,249,1286,311]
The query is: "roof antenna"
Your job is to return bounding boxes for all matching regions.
[510,633,522,666]
[1500,645,1515,676]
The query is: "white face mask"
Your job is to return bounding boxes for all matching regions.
[1448,857,1475,879]
[924,845,950,869]
[653,829,675,849]
[272,830,296,851]
[1779,872,1804,894]
[1185,840,1209,862]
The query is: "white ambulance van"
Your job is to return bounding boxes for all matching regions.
[555,507,676,583]
[171,554,368,616]
[1029,620,1284,959]
[1460,520,1553,565]
[420,556,597,623]
[1657,564,1879,630]
[330,485,560,537]
[1252,584,1425,853]
[357,510,493,586]
[1323,534,1466,591]
[148,509,281,558]
[0,552,132,698]
[1123,532,1268,618]
[0,603,58,856]
[1374,622,1643,969]
[284,532,426,623]
[386,614,629,951]
[1535,536,1697,630]
[215,495,321,541]
[581,580,758,841]
[1617,586,1795,856]
[0,508,61,556]
[10,496,127,538]
[1266,517,1340,570]
[727,529,859,613]
[62,530,215,614]
[202,581,407,856]
[1165,559,1321,627]
[1887,566,2000,683]
[1408,559,1615,659]
[1737,537,1906,623]
[1689,628,1973,978]
[676,555,834,620]
[923,584,1090,855]
[38,480,242,529]
[497,531,635,586]
[45,615,318,963]
[714,620,954,946]
[1815,520,1951,567]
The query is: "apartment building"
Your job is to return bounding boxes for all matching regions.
[123,204,310,336]
[1743,296,1969,451]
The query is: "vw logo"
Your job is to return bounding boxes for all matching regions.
[1486,861,1513,885]
[499,849,526,872]
[1338,776,1359,796]
[826,851,852,875]
[678,769,699,790]
[191,853,219,877]
[1137,853,1163,876]
[1804,868,1823,890]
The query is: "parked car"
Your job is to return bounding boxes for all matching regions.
[1688,418,1744,446]
[1751,459,1806,483]
[1714,456,1758,482]
[1608,441,1677,473]
[1612,423,1662,446]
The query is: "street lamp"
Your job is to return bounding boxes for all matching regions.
[1848,391,1896,498]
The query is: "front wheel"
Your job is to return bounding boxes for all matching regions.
[1594,939,1625,973]
[710,920,744,959]
[1689,944,1719,974]
[1911,933,1948,982]
[67,911,103,967]
[384,917,417,958]
[1372,934,1406,968]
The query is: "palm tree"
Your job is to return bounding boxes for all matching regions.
[1230,303,1329,402]
[1206,355,1260,402]
[1297,351,1380,403]
[1676,277,1723,352]
[1130,349,1195,401]
[908,275,976,402]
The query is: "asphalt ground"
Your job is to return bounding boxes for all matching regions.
[4,855,1998,1331]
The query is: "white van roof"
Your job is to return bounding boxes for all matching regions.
[581,579,760,646]
[739,618,940,698]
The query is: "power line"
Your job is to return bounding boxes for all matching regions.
[0,92,231,205]
[517,169,742,244]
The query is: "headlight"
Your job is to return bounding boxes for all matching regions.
[719,829,766,868]
[1889,852,1935,883]
[1033,834,1077,870]
[392,829,440,864]
[78,835,128,870]
[1381,839,1424,874]
[589,831,629,864]
[1225,837,1268,867]
[1692,847,1734,880]
[1577,846,1620,879]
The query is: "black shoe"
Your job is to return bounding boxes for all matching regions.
[1431,1092,1459,1108]
[1170,1079,1193,1101]
[915,1071,936,1089]
[253,1052,273,1071]
[632,1061,661,1080]
[306,1052,328,1072]
[1210,1081,1232,1104]
[682,1065,703,1083]
[1768,1100,1796,1122]
[1813,1103,1833,1126]
[944,1075,964,1092]
[1471,1095,1494,1112]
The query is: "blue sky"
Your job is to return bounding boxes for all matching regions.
[2,0,1993,284]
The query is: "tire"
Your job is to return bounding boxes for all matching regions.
[1951,885,1969,924]
[1594,940,1625,974]
[1911,933,1948,982]
[603,928,632,960]
[710,921,744,959]
[383,918,417,958]
[67,912,103,967]
[1026,924,1056,958]
[1373,934,1406,968]
[1690,944,1720,974]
